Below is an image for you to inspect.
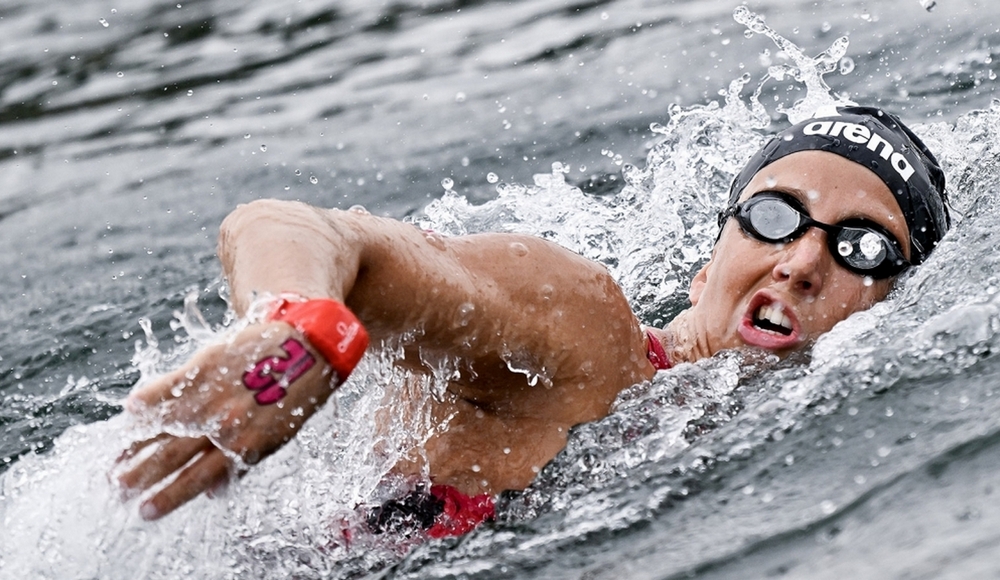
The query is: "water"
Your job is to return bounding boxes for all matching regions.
[2,0,1000,577]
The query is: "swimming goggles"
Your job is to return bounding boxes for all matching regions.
[718,191,910,279]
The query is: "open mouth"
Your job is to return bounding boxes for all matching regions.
[752,303,793,336]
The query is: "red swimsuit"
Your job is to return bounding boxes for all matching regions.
[365,484,496,538]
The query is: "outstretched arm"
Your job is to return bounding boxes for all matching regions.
[116,199,652,519]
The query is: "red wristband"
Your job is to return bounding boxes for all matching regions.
[269,298,370,384]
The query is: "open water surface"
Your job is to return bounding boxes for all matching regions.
[3,0,1000,578]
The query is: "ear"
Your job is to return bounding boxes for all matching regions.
[688,257,713,306]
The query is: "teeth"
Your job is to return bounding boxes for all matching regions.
[755,304,793,334]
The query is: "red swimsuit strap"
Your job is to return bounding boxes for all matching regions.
[645,328,672,370]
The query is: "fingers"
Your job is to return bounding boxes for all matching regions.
[117,436,212,499]
[139,446,232,521]
[115,433,170,464]
[125,365,192,413]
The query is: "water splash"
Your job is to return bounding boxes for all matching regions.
[1,295,457,578]
[733,6,855,122]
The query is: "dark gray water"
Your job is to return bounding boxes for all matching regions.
[3,0,1000,578]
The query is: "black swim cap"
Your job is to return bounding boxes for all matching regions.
[727,105,949,265]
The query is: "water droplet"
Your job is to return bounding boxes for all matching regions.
[600,11,609,20]
[456,302,475,326]
[820,500,837,515]
[742,485,754,495]
[839,56,856,75]
[309,175,318,185]
[509,242,529,257]
[186,89,194,96]
[244,133,251,139]
[441,177,454,191]
[471,464,481,473]
[260,144,267,152]
[294,169,302,176]
[454,92,467,103]
[349,205,369,214]
[784,454,795,466]
[99,18,109,27]
[486,172,499,183]
[920,0,936,11]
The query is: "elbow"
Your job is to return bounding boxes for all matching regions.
[218,199,300,253]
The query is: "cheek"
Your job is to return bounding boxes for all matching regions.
[812,276,892,328]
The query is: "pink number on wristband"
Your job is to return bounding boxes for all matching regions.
[242,338,316,405]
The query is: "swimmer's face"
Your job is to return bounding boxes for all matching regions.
[685,150,910,357]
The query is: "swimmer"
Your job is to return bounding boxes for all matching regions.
[115,106,949,534]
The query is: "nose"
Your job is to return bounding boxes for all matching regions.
[772,228,828,295]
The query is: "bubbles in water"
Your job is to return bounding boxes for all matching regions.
[486,172,499,183]
[99,18,109,27]
[839,57,855,75]
[309,175,319,185]
[116,72,124,78]
[920,0,937,11]
[259,144,267,152]
[441,177,454,191]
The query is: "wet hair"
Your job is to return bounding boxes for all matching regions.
[727,105,949,265]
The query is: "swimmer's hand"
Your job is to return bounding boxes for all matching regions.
[114,322,335,520]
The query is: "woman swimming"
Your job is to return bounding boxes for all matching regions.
[115,105,950,533]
